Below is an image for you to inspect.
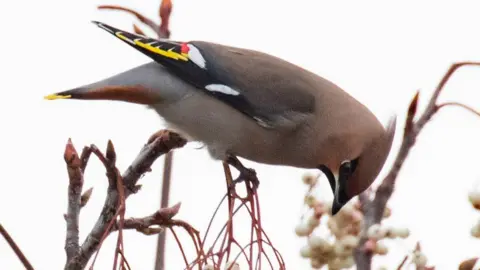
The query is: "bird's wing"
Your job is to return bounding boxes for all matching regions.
[92,21,316,129]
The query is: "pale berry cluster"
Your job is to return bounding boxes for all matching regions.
[296,173,411,269]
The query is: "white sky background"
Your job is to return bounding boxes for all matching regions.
[1,0,480,269]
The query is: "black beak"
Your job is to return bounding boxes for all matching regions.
[332,161,354,215]
[318,162,354,216]
[332,200,344,216]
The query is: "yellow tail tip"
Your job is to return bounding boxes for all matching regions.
[44,94,72,100]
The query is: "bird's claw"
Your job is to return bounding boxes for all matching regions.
[230,168,259,190]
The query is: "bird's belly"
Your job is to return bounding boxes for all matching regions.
[153,93,314,167]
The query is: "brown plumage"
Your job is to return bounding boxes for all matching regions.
[45,21,396,215]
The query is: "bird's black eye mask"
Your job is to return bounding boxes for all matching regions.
[317,157,360,215]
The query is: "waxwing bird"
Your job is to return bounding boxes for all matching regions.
[45,21,396,215]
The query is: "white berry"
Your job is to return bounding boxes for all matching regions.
[300,245,312,258]
[340,235,359,250]
[367,224,386,240]
[393,227,410,238]
[374,241,388,255]
[310,258,324,269]
[304,195,317,208]
[413,252,427,267]
[340,256,355,268]
[295,223,312,237]
[307,215,320,229]
[471,224,480,238]
[308,235,330,251]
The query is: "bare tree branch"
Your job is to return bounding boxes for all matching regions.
[396,255,409,270]
[64,130,186,270]
[64,138,84,261]
[437,101,480,118]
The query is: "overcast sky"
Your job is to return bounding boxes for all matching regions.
[1,1,480,269]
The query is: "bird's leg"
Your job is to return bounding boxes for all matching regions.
[225,154,259,189]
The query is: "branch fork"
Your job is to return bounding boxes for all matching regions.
[62,130,186,270]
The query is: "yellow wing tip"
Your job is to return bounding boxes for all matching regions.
[44,94,72,100]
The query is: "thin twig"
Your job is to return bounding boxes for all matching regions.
[206,162,285,269]
[111,203,182,230]
[354,62,480,269]
[97,5,159,33]
[397,255,409,270]
[169,228,190,267]
[117,249,132,270]
[437,101,480,118]
[217,163,236,267]
[0,223,34,270]
[110,203,199,269]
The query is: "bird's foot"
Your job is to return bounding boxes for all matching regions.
[232,167,259,190]
[225,154,260,190]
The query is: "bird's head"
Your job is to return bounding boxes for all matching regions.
[322,116,397,215]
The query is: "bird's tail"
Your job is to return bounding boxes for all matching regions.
[44,62,166,105]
